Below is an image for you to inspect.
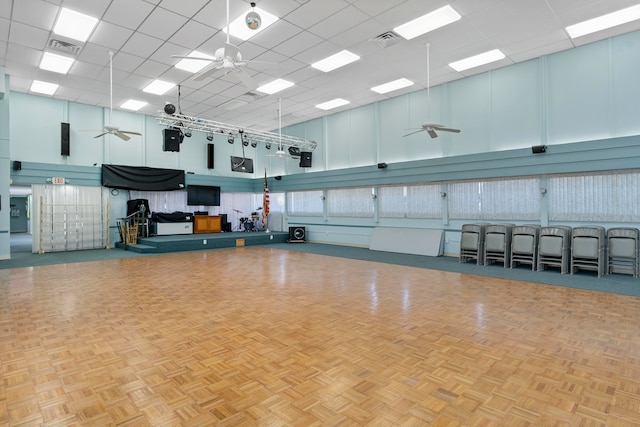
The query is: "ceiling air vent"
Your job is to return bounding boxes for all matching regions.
[47,38,82,55]
[238,91,264,102]
[369,31,401,49]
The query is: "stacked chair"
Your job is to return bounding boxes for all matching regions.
[607,227,640,277]
[537,226,572,274]
[459,223,640,279]
[510,225,541,270]
[459,223,489,265]
[484,224,515,267]
[570,226,606,277]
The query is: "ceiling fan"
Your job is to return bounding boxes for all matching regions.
[404,43,460,139]
[172,0,275,90]
[94,51,142,141]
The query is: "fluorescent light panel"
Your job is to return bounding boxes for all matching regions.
[39,52,75,74]
[256,79,294,94]
[393,5,461,40]
[315,98,350,111]
[449,49,506,72]
[175,51,214,73]
[121,100,147,111]
[226,7,278,41]
[371,78,414,94]
[30,80,59,95]
[53,8,99,42]
[311,50,360,72]
[566,4,640,38]
[143,80,175,95]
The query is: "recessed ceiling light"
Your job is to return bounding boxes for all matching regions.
[393,5,461,40]
[566,4,640,38]
[121,100,147,111]
[226,6,278,41]
[53,8,98,43]
[311,50,360,73]
[256,79,294,94]
[174,51,214,73]
[39,52,75,74]
[371,78,414,94]
[449,49,506,72]
[315,98,350,111]
[30,80,59,95]
[143,80,176,95]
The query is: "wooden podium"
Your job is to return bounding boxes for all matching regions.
[193,215,222,233]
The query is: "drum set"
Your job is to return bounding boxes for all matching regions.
[234,209,264,232]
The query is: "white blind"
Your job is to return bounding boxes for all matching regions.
[407,184,441,218]
[327,187,374,217]
[379,185,405,218]
[449,178,540,220]
[287,190,323,216]
[549,171,640,222]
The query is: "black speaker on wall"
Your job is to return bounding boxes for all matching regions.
[13,161,21,171]
[61,122,70,156]
[299,152,312,167]
[163,128,181,152]
[288,226,306,242]
[207,143,214,169]
[531,145,547,154]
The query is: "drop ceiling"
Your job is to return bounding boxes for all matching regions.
[2,0,640,132]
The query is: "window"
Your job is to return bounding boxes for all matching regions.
[549,171,640,222]
[287,190,323,216]
[327,187,374,217]
[449,178,540,220]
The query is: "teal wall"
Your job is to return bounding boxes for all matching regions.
[1,70,10,259]
[5,30,640,255]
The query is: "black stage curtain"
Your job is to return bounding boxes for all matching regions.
[102,164,185,191]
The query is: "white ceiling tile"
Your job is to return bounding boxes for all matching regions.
[167,19,218,49]
[102,0,156,31]
[0,17,9,42]
[120,31,164,58]
[9,21,51,51]
[89,21,134,51]
[158,0,211,19]
[12,0,58,29]
[137,6,189,39]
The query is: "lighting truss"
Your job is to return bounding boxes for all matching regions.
[155,112,317,151]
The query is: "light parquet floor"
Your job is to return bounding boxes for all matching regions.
[2,246,640,426]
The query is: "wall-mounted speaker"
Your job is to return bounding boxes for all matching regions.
[13,160,21,171]
[61,122,70,156]
[274,175,282,180]
[532,145,547,154]
[299,152,312,168]
[207,143,214,169]
[377,162,387,169]
[163,128,181,152]
[288,226,306,242]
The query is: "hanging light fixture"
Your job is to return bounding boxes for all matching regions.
[246,2,261,30]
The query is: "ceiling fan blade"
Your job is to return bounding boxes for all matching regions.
[436,127,461,133]
[120,130,142,136]
[171,54,213,61]
[427,129,439,138]
[94,132,108,138]
[403,129,425,137]
[114,131,131,141]
[234,68,258,90]
[193,65,224,81]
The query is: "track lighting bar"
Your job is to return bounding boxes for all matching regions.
[155,112,317,151]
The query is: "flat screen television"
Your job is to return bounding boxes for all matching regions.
[187,185,221,206]
[230,156,254,173]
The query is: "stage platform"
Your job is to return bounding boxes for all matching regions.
[114,231,290,253]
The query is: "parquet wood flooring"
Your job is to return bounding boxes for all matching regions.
[2,246,640,426]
